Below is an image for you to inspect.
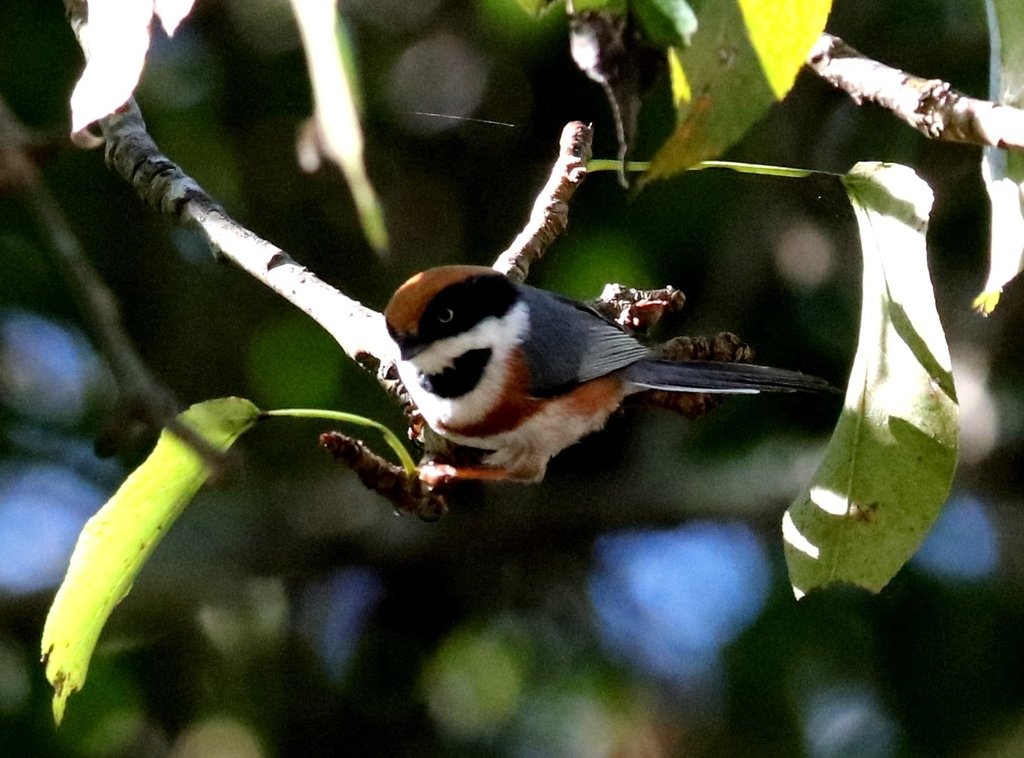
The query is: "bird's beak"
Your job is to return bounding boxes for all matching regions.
[393,334,425,361]
[400,344,423,361]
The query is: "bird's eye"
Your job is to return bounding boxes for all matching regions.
[437,308,454,324]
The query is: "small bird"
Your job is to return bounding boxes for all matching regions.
[384,265,832,484]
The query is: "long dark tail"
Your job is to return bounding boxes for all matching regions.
[625,359,838,394]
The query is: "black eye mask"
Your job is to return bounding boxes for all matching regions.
[416,274,518,347]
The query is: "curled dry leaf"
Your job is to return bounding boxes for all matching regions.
[69,0,196,138]
[569,9,663,186]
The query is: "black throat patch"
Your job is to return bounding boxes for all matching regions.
[417,348,493,398]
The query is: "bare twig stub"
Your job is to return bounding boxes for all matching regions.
[492,121,594,283]
[807,33,1024,150]
[590,283,686,334]
[320,432,448,520]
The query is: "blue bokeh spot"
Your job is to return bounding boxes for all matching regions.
[913,493,998,583]
[589,521,771,681]
[0,464,106,596]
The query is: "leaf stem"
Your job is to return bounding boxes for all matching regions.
[262,408,417,475]
[587,158,838,179]
[587,159,650,173]
[691,161,831,178]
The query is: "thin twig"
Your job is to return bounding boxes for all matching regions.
[492,121,594,283]
[807,33,1024,150]
[28,184,232,466]
[0,96,229,472]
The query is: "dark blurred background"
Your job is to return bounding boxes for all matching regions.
[2,0,1023,755]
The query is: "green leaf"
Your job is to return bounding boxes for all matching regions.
[975,0,1024,315]
[784,163,959,596]
[40,398,260,725]
[631,0,697,48]
[643,0,831,184]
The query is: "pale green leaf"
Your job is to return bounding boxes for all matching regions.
[784,163,959,596]
[975,0,1024,314]
[41,397,260,724]
[644,0,831,184]
[632,0,697,48]
[290,0,389,254]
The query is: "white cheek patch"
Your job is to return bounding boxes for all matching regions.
[400,301,529,428]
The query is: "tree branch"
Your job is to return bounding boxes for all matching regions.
[492,121,593,283]
[807,33,1024,150]
[98,100,394,372]
[59,18,601,510]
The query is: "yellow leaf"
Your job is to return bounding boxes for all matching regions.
[41,398,259,724]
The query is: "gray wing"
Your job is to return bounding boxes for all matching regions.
[516,284,650,397]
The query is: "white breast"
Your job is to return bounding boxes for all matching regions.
[436,379,626,482]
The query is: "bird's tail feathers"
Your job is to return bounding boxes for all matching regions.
[625,359,837,394]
